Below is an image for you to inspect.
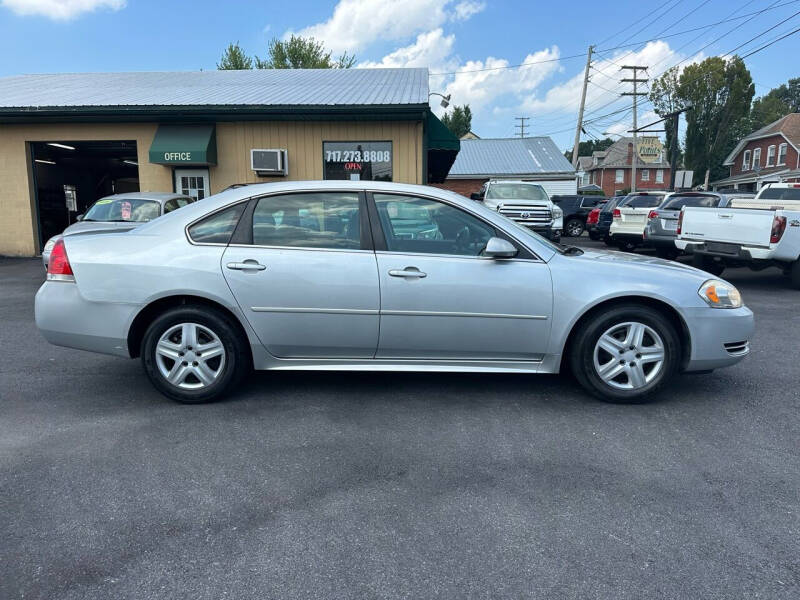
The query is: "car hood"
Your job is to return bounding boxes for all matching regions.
[573,248,709,279]
[61,221,143,236]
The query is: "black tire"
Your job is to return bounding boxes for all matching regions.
[603,235,615,247]
[617,239,638,252]
[691,254,725,277]
[569,304,681,404]
[588,231,600,241]
[655,247,680,261]
[565,218,585,238]
[141,305,250,404]
[789,260,800,290]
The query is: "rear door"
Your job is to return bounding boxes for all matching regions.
[221,190,380,358]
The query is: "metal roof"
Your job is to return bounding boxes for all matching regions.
[447,137,575,177]
[0,68,429,109]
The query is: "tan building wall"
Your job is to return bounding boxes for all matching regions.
[0,119,422,256]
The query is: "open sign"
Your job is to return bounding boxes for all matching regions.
[344,162,362,171]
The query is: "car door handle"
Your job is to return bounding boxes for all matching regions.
[226,261,266,271]
[388,267,427,278]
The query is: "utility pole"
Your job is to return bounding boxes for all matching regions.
[514,116,530,138]
[571,45,594,167]
[621,65,648,193]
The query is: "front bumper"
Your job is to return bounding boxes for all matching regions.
[682,305,754,372]
[35,281,139,357]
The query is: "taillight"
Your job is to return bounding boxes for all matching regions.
[587,208,600,224]
[612,208,621,218]
[676,210,684,235]
[770,216,787,243]
[648,210,659,220]
[46,239,74,281]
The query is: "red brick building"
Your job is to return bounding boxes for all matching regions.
[580,137,671,197]
[711,113,800,191]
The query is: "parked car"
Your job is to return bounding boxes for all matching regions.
[41,192,195,268]
[609,192,669,251]
[644,192,754,260]
[472,180,563,242]
[588,196,622,242]
[675,183,800,286]
[551,195,608,237]
[36,181,753,405]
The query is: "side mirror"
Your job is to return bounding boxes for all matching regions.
[483,236,518,259]
[75,214,84,221]
[470,193,483,201]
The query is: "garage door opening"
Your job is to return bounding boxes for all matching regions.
[30,140,139,251]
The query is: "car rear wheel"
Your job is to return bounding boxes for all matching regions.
[691,254,725,277]
[656,247,680,261]
[141,305,250,403]
[569,304,680,403]
[789,259,800,290]
[617,239,638,252]
[566,218,585,237]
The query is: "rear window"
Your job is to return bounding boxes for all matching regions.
[623,194,663,208]
[600,198,619,212]
[662,195,721,210]
[759,187,800,200]
[84,197,160,222]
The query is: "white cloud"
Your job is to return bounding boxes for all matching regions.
[1,0,125,20]
[289,0,481,54]
[451,1,485,21]
[360,29,456,69]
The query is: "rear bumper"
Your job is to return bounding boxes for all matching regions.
[683,306,755,371]
[643,232,678,249]
[35,281,138,358]
[678,241,776,261]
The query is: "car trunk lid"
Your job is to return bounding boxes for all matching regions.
[679,207,775,247]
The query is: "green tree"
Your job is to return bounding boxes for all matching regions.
[678,56,754,186]
[564,138,615,162]
[648,66,684,168]
[255,35,355,69]
[217,41,253,70]
[750,94,791,130]
[440,105,472,138]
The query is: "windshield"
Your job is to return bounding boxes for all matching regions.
[83,197,161,222]
[662,194,720,210]
[490,210,568,254]
[485,183,548,201]
[759,187,800,200]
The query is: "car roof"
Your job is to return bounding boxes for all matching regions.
[487,180,544,186]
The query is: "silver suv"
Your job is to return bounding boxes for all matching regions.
[474,181,563,242]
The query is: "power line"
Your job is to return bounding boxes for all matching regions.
[726,8,800,55]
[740,24,800,57]
[515,116,530,138]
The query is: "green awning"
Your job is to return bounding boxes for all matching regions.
[425,111,460,183]
[149,124,217,165]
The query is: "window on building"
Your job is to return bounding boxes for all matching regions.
[615,169,624,183]
[374,193,495,256]
[753,147,761,169]
[766,145,776,167]
[641,169,649,181]
[656,169,664,183]
[252,192,362,250]
[743,150,751,171]
[323,141,392,181]
[778,143,788,165]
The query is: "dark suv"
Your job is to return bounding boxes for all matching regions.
[586,196,622,242]
[551,195,607,237]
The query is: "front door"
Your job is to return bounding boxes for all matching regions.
[174,168,210,201]
[222,190,379,359]
[371,193,553,361]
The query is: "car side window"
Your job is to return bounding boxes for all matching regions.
[374,193,495,257]
[187,203,246,244]
[163,199,179,214]
[252,192,361,250]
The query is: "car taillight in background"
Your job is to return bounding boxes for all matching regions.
[612,208,621,218]
[586,208,600,225]
[676,210,684,235]
[647,210,659,220]
[770,215,787,243]
[46,239,75,281]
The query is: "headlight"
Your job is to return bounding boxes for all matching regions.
[552,206,563,218]
[698,279,742,309]
[43,237,57,253]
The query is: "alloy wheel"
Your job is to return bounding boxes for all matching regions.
[155,323,226,389]
[592,321,665,390]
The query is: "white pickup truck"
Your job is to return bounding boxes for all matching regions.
[675,183,800,288]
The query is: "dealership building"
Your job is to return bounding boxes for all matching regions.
[0,68,460,256]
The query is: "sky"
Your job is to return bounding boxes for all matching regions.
[0,0,798,151]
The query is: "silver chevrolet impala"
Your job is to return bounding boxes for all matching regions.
[35,181,754,404]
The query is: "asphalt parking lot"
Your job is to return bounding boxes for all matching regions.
[1,242,799,600]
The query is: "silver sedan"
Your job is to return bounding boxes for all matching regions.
[35,181,754,404]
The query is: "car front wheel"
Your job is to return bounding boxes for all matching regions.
[569,304,680,403]
[141,305,250,403]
